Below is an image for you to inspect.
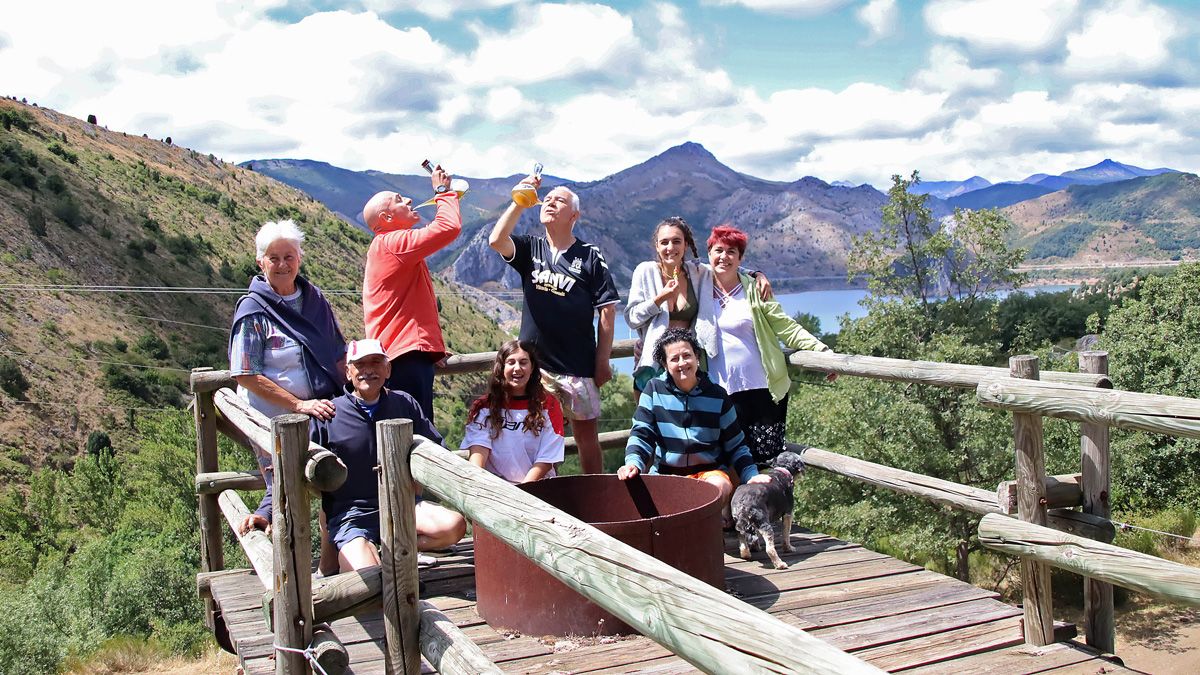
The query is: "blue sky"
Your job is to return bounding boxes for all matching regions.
[2,1,1198,186]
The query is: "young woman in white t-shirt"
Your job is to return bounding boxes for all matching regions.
[462,340,565,483]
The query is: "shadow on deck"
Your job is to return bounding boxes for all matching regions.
[210,526,1138,674]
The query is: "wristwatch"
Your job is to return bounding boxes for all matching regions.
[434,185,449,194]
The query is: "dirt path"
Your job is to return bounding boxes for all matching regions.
[1115,601,1200,673]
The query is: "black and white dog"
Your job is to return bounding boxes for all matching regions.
[731,451,806,569]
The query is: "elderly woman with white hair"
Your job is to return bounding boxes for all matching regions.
[229,219,347,420]
[229,220,347,567]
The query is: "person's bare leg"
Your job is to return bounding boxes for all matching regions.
[572,417,602,474]
[701,473,734,527]
[318,510,339,576]
[416,502,467,551]
[338,537,381,573]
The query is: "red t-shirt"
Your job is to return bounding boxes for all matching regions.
[363,193,461,360]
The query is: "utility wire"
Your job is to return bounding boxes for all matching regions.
[0,349,192,373]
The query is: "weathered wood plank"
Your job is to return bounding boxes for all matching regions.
[216,490,273,586]
[905,640,1117,675]
[1045,508,1116,543]
[377,419,421,674]
[270,414,314,674]
[190,368,237,393]
[1010,355,1054,647]
[1079,350,1115,654]
[977,376,1200,439]
[810,599,1021,652]
[851,616,1026,671]
[979,513,1200,607]
[995,473,1082,515]
[410,439,883,674]
[788,350,1111,390]
[192,380,223,629]
[797,444,1000,515]
[196,469,264,494]
[418,599,503,674]
[213,387,348,493]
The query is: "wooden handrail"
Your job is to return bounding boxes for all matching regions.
[977,377,1200,439]
[212,388,348,493]
[788,350,1111,389]
[409,436,882,675]
[979,514,1200,607]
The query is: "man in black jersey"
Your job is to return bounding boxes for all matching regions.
[488,176,619,474]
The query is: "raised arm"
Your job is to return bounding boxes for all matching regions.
[489,174,541,259]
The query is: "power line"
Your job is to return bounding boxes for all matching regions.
[0,349,192,373]
[5,399,182,413]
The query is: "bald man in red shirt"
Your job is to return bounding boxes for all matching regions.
[361,165,461,421]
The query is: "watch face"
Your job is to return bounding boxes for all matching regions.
[435,185,448,193]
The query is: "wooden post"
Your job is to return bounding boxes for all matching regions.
[271,414,314,675]
[377,419,420,675]
[191,368,223,630]
[1080,351,1115,653]
[1011,355,1054,646]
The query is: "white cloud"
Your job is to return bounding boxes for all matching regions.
[705,0,853,17]
[364,0,521,21]
[924,0,1080,57]
[1062,0,1181,79]
[857,0,898,43]
[911,44,1005,95]
[460,3,638,86]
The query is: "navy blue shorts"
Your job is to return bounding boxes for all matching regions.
[327,506,381,551]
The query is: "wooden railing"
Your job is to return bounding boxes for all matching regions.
[192,337,1200,669]
[189,367,881,674]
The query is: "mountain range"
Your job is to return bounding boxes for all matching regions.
[247,146,1191,290]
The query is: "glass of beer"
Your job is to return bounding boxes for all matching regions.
[511,162,543,207]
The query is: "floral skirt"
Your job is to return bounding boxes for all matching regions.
[729,388,789,465]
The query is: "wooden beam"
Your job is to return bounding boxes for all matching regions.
[213,388,348,493]
[309,625,349,675]
[216,490,273,587]
[979,513,1200,608]
[1079,350,1115,654]
[377,419,421,675]
[788,350,1111,390]
[437,338,638,376]
[271,414,314,675]
[191,372,223,630]
[796,444,1000,516]
[418,599,502,675]
[995,474,1082,515]
[1010,355,1054,647]
[195,470,264,494]
[1046,509,1116,544]
[977,376,1200,439]
[190,368,236,393]
[563,429,630,455]
[196,568,250,601]
[410,438,883,675]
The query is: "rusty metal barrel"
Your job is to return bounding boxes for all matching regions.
[473,474,724,636]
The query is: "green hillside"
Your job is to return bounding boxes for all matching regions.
[0,99,507,471]
[1005,172,1200,262]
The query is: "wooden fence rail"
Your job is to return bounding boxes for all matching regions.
[977,377,1200,439]
[788,350,1112,390]
[409,436,882,674]
[979,514,1200,608]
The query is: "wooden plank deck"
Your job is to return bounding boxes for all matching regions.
[208,527,1138,674]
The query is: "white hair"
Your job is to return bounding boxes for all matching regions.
[562,187,580,212]
[255,219,305,258]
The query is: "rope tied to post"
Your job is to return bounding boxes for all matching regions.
[274,643,330,675]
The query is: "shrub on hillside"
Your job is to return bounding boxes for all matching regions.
[0,356,30,399]
[51,194,82,229]
[135,333,170,361]
[44,173,66,194]
[85,431,113,458]
[47,142,78,164]
[27,207,47,237]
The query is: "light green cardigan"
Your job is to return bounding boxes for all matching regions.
[741,272,831,403]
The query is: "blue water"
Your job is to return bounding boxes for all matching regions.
[611,284,1077,376]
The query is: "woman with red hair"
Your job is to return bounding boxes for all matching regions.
[698,225,837,465]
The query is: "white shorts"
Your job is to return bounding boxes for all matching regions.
[541,372,602,421]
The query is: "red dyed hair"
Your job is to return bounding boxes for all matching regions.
[707,224,748,256]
